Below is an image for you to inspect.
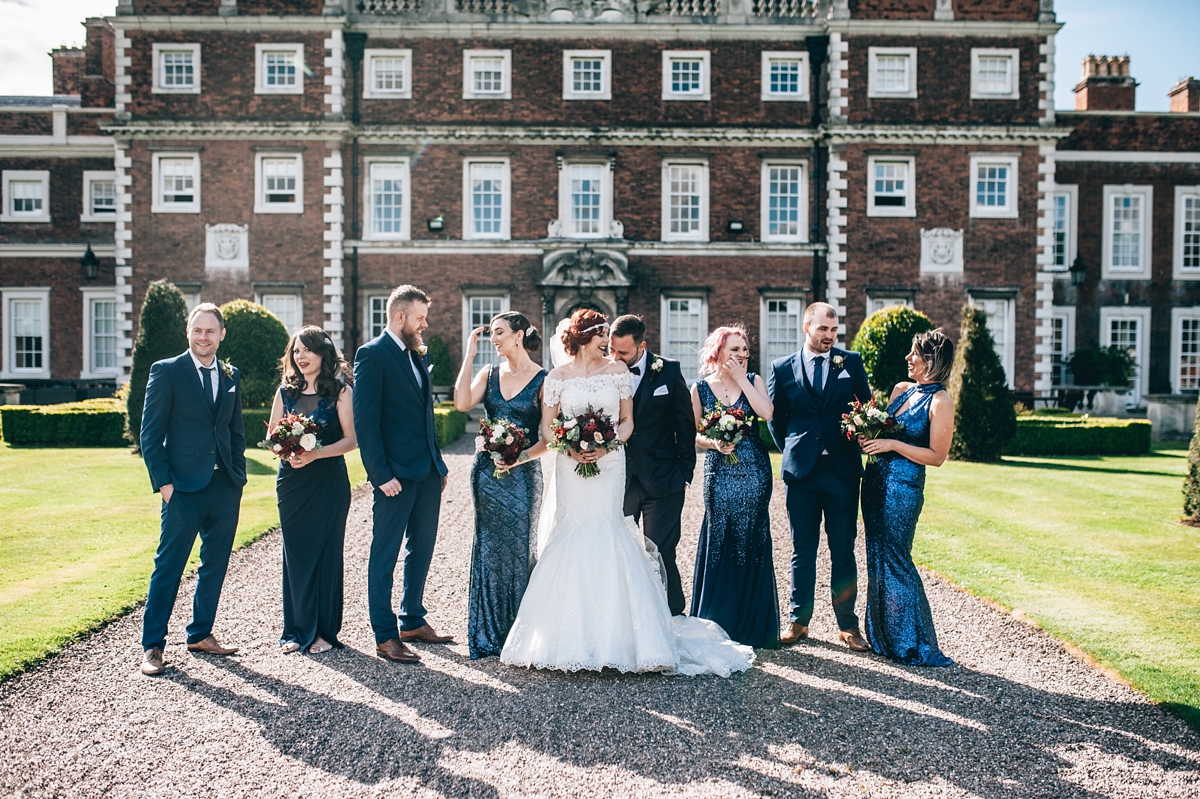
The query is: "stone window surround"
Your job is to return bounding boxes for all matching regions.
[1101,184,1153,280]
[969,290,1016,388]
[1,287,51,380]
[1049,304,1075,387]
[363,48,412,100]
[662,50,710,102]
[1173,186,1200,281]
[81,287,120,379]
[562,50,612,101]
[760,51,810,102]
[1048,184,1078,271]
[151,43,201,95]
[1100,305,1151,403]
[760,159,809,243]
[463,291,511,374]
[866,294,914,316]
[254,151,304,215]
[364,293,391,342]
[557,157,614,240]
[758,292,807,368]
[81,170,118,224]
[1,170,51,224]
[866,155,916,219]
[463,49,512,100]
[256,286,305,334]
[151,152,201,214]
[363,157,411,241]
[660,291,708,382]
[968,153,1020,219]
[463,157,511,241]
[1170,306,1200,393]
[970,47,1021,101]
[867,46,918,99]
[255,43,305,96]
[661,158,709,243]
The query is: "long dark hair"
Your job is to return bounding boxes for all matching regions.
[280,325,353,401]
[491,311,543,353]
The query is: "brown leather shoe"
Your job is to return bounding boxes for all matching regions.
[187,635,238,656]
[376,638,421,663]
[839,628,871,652]
[141,648,165,676]
[400,624,454,644]
[780,623,809,646]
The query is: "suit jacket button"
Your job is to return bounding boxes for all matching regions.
[210,449,215,454]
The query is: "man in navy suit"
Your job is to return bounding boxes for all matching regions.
[353,285,450,663]
[139,303,247,676]
[768,302,872,651]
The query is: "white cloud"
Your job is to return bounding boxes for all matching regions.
[0,1,118,97]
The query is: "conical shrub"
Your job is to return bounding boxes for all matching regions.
[127,280,188,449]
[851,305,936,396]
[1182,394,1200,520]
[218,299,290,409]
[948,304,1016,461]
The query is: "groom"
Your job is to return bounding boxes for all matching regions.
[354,285,450,664]
[768,302,872,651]
[610,314,697,616]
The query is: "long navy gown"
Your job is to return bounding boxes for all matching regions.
[277,388,350,651]
[690,377,781,649]
[468,365,546,659]
[862,382,953,667]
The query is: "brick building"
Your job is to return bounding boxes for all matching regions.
[1,0,1197,409]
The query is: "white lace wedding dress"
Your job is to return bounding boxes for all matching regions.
[499,372,755,677]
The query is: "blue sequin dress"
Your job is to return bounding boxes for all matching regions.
[862,382,953,667]
[468,365,546,659]
[690,377,781,649]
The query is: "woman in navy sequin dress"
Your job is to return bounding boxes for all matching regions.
[455,312,547,659]
[268,326,357,655]
[690,325,780,649]
[858,330,956,667]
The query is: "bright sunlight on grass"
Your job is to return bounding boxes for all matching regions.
[0,442,365,681]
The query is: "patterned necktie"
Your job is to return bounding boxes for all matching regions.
[201,365,214,405]
[812,355,825,393]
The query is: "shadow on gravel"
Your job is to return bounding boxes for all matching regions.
[158,634,1200,797]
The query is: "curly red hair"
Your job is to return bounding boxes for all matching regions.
[561,308,610,356]
[699,325,750,376]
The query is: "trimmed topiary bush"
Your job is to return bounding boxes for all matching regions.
[1184,394,1200,520]
[2,398,127,447]
[1008,415,1150,456]
[851,305,936,396]
[948,304,1016,462]
[426,334,453,387]
[127,280,188,449]
[218,300,290,409]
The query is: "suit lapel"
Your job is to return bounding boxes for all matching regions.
[633,351,656,418]
[381,334,422,396]
[181,353,214,412]
[212,364,230,421]
[822,348,845,413]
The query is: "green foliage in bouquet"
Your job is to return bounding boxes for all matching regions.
[425,334,453,386]
[126,280,188,449]
[948,305,1016,462]
[1065,346,1137,387]
[851,305,936,396]
[1183,394,1200,520]
[218,300,290,409]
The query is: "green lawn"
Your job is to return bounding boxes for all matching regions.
[0,442,365,681]
[771,446,1200,729]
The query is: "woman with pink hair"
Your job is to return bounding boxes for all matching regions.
[688,325,780,649]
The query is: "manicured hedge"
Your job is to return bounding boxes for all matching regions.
[1,399,127,447]
[758,418,779,452]
[435,402,468,448]
[242,408,272,445]
[1006,415,1151,457]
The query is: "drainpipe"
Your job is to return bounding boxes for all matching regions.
[807,35,829,302]
[345,32,366,352]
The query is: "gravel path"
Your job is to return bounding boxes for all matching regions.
[2,435,1198,798]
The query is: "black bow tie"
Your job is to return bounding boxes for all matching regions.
[629,365,641,375]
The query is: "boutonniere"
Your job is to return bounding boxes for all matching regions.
[831,355,845,372]
[417,345,428,357]
[650,356,664,374]
[219,360,234,379]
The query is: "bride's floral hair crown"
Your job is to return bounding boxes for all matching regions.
[561,308,610,356]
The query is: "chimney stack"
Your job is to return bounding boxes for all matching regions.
[50,46,85,98]
[1074,55,1137,111]
[1169,78,1200,113]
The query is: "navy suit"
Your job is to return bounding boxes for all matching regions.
[768,346,871,631]
[353,332,448,643]
[139,352,246,651]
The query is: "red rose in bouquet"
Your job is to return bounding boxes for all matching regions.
[697,401,758,465]
[475,417,530,479]
[258,412,322,459]
[548,404,624,478]
[840,397,902,465]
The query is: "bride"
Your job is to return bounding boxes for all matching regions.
[500,309,755,676]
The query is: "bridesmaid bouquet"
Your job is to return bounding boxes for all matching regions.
[476,417,530,479]
[258,413,322,459]
[698,402,758,465]
[840,397,902,465]
[548,405,624,478]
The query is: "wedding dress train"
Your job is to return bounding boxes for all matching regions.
[499,372,755,677]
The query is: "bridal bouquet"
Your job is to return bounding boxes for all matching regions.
[698,402,758,465]
[840,397,902,465]
[549,405,624,478]
[476,417,529,479]
[258,413,322,459]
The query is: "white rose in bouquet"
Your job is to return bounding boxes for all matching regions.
[505,435,514,445]
[299,433,318,452]
[564,418,577,429]
[273,444,283,453]
[475,435,486,451]
[291,423,304,436]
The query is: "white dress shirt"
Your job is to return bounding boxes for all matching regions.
[629,348,649,395]
[801,346,830,391]
[188,349,220,403]
[385,327,425,387]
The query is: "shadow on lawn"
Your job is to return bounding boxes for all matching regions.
[996,459,1184,479]
[170,639,1200,798]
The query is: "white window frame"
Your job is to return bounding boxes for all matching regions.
[151,43,201,95]
[969,294,1015,388]
[661,294,708,382]
[760,160,809,242]
[760,51,810,102]
[867,47,918,99]
[1173,186,1200,280]
[969,154,1019,219]
[661,159,709,243]
[562,50,612,101]
[971,47,1020,101]
[1048,184,1078,271]
[254,152,304,215]
[255,43,305,96]
[80,170,117,223]
[151,152,201,214]
[363,48,412,100]
[463,158,511,241]
[80,287,119,379]
[1,171,51,224]
[1101,184,1153,280]
[463,49,512,100]
[1,288,51,380]
[1049,305,1075,387]
[867,296,912,316]
[363,158,411,241]
[1171,306,1200,393]
[558,158,613,240]
[759,295,806,367]
[365,294,390,341]
[463,293,511,375]
[662,50,710,102]
[258,291,304,334]
[1100,306,1151,406]
[179,289,202,310]
[867,155,916,218]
